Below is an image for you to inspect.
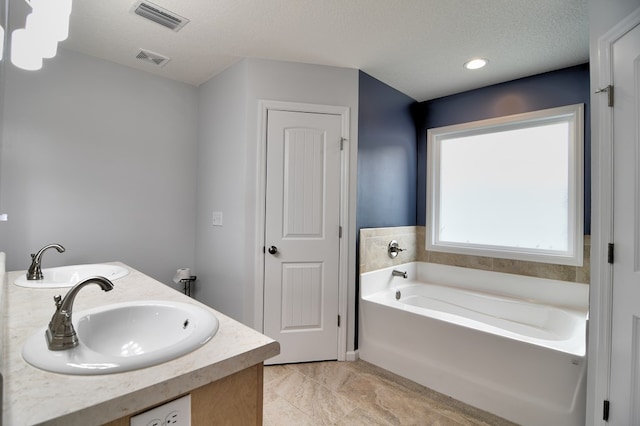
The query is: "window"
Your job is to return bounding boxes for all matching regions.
[426,104,584,266]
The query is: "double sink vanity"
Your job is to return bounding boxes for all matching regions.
[1,257,279,425]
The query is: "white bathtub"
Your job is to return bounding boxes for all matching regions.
[359,262,588,426]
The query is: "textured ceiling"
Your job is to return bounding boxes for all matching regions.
[59,0,588,101]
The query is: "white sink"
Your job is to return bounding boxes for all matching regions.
[22,300,219,375]
[14,264,129,288]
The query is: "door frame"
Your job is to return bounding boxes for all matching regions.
[588,6,640,424]
[254,100,350,361]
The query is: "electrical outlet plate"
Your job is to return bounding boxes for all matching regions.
[130,394,191,426]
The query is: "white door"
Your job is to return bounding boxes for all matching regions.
[609,20,640,424]
[263,109,342,365]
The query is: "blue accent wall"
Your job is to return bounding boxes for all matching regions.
[354,65,590,349]
[357,71,417,233]
[414,64,591,233]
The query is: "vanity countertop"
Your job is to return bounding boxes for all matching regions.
[2,262,279,425]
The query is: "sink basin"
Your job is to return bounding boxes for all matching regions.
[14,264,129,288]
[22,300,219,375]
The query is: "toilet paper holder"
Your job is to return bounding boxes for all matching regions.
[173,268,196,297]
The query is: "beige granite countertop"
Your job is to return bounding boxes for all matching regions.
[2,262,279,426]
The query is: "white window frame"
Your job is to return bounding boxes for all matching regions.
[426,104,584,266]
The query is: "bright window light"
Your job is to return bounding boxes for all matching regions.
[426,104,584,266]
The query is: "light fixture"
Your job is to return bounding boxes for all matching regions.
[10,0,73,71]
[464,58,489,70]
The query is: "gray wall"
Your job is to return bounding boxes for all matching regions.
[1,49,360,353]
[195,59,249,322]
[0,49,199,285]
[195,58,359,354]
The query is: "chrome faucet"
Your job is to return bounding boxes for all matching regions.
[388,240,406,258]
[27,243,65,280]
[392,269,408,279]
[46,276,114,351]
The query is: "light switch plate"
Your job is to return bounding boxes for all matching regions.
[212,211,223,226]
[130,394,191,426]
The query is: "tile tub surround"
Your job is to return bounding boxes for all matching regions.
[263,360,515,425]
[360,226,591,284]
[2,262,279,425]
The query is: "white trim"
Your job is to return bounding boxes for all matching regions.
[426,104,584,266]
[254,100,350,362]
[345,350,359,361]
[587,6,640,425]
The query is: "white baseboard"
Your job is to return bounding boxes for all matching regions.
[346,350,359,361]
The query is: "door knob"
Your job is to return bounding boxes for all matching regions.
[268,246,278,255]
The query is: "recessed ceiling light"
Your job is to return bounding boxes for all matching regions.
[464,58,489,70]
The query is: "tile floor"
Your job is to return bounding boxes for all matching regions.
[263,360,516,426]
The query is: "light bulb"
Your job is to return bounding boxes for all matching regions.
[26,13,58,59]
[463,58,489,70]
[11,28,43,71]
[53,17,70,42]
[30,0,72,42]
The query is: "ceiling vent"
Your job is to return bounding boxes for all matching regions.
[131,1,190,32]
[135,49,171,67]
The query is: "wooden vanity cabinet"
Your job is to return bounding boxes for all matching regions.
[104,363,264,426]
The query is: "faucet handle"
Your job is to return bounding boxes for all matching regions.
[53,295,62,309]
[388,240,405,258]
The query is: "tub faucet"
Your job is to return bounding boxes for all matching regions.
[392,269,408,279]
[46,276,114,351]
[388,240,405,258]
[27,243,65,280]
